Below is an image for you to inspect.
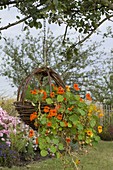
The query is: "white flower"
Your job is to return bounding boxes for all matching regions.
[1,138,5,141]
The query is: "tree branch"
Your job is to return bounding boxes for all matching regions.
[98,0,113,10]
[72,15,113,47]
[0,0,23,6]
[0,15,31,31]
[62,24,69,44]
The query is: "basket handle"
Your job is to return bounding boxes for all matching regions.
[17,67,65,102]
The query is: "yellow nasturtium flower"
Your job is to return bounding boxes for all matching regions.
[98,126,102,133]
[65,85,70,91]
[75,159,80,165]
[88,112,92,117]
[98,113,104,118]
[93,105,97,111]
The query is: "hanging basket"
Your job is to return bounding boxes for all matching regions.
[14,66,65,130]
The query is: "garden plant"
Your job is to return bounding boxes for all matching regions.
[22,81,103,169]
[0,64,104,169]
[0,107,40,167]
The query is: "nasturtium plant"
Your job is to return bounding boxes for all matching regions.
[25,83,103,167]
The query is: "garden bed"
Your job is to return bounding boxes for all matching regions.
[1,141,113,170]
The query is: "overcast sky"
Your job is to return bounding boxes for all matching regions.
[0,7,113,98]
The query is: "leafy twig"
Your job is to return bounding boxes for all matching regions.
[0,16,31,31]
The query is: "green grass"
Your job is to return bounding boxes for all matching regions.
[1,141,113,170]
[79,141,113,170]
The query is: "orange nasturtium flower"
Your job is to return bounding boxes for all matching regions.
[66,137,71,143]
[63,120,68,127]
[80,97,83,102]
[98,126,102,133]
[50,92,55,98]
[51,84,57,91]
[44,106,50,113]
[47,122,52,127]
[57,86,65,95]
[86,93,92,101]
[39,89,44,93]
[29,129,34,138]
[49,109,57,116]
[47,109,57,118]
[51,83,55,87]
[42,91,47,100]
[30,112,37,121]
[57,114,63,120]
[34,122,39,127]
[36,138,39,145]
[47,113,52,118]
[73,84,80,91]
[68,106,74,111]
[55,104,61,111]
[64,97,67,101]
[30,89,37,95]
[86,130,93,137]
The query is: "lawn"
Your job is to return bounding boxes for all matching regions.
[79,140,113,170]
[1,140,113,170]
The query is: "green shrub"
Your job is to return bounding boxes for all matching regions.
[0,98,18,116]
[99,124,113,141]
[0,143,20,167]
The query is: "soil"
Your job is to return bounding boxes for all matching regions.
[18,150,52,167]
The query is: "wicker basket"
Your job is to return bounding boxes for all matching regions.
[14,66,65,130]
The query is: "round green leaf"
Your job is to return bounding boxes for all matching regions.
[52,138,59,144]
[40,150,48,157]
[90,118,96,127]
[60,122,65,127]
[77,108,86,116]
[46,98,53,104]
[57,95,64,102]
[69,115,79,122]
[68,122,72,127]
[78,134,84,140]
[58,143,64,150]
[56,152,61,158]
[94,135,100,142]
[46,136,51,143]
[77,124,83,130]
[50,146,57,153]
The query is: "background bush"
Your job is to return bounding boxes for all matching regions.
[0,98,18,116]
[99,124,113,141]
[98,113,113,141]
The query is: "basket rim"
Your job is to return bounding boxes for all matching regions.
[17,66,65,103]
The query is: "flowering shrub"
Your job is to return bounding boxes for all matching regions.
[0,107,39,163]
[0,107,20,145]
[9,122,39,160]
[25,83,102,162]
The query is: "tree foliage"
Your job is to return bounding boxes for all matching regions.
[88,52,113,104]
[0,0,113,43]
[1,29,94,86]
[1,29,111,103]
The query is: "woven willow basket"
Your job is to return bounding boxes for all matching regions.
[14,66,65,130]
